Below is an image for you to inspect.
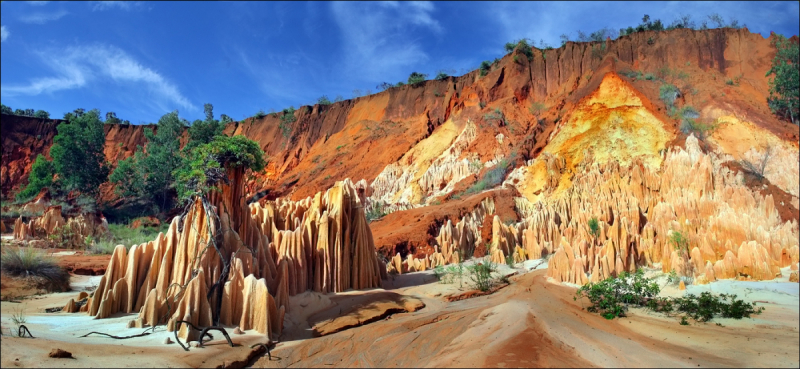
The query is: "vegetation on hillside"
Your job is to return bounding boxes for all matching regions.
[0,246,70,292]
[767,33,799,125]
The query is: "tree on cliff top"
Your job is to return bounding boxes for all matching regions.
[51,109,108,196]
[185,103,224,152]
[767,33,799,125]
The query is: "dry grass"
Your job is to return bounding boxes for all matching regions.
[1,247,70,292]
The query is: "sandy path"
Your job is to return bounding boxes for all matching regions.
[253,270,799,368]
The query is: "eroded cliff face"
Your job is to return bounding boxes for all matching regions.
[3,28,799,283]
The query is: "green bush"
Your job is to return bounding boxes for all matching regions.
[0,247,70,292]
[463,159,510,196]
[766,33,799,125]
[479,61,491,77]
[16,154,54,203]
[366,202,387,223]
[577,269,764,323]
[468,259,496,291]
[407,72,427,85]
[588,217,600,239]
[279,106,296,138]
[317,96,332,105]
[435,72,449,80]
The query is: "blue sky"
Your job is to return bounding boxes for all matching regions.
[1,1,798,124]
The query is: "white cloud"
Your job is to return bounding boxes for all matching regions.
[27,1,50,5]
[0,44,194,111]
[330,1,441,82]
[0,26,8,42]
[92,1,138,11]
[19,10,68,24]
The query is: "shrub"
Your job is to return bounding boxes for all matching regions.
[0,247,70,292]
[407,72,427,85]
[435,72,449,81]
[16,154,54,203]
[468,259,496,291]
[588,217,600,239]
[254,110,266,119]
[279,107,296,138]
[479,61,491,77]
[483,108,504,125]
[659,83,680,110]
[464,159,510,195]
[366,202,387,223]
[317,96,332,105]
[529,101,546,118]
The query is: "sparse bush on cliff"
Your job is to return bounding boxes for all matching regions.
[463,159,510,196]
[0,104,11,115]
[435,71,449,80]
[33,110,50,119]
[407,72,427,85]
[317,95,332,105]
[279,106,296,138]
[376,82,393,91]
[479,60,491,77]
[15,154,55,203]
[766,33,799,125]
[105,111,122,124]
[659,83,680,112]
[505,38,533,60]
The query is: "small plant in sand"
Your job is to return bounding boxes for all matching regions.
[9,307,28,336]
[468,258,496,292]
[576,269,765,324]
[739,144,774,182]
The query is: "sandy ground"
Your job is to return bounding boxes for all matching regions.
[1,259,797,368]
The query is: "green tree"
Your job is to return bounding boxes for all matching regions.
[108,149,145,199]
[220,114,233,124]
[50,109,109,195]
[16,154,54,202]
[317,95,332,105]
[186,104,224,152]
[33,110,50,119]
[1,104,12,115]
[105,111,122,124]
[766,33,799,125]
[173,135,266,202]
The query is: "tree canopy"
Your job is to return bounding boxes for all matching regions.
[50,109,109,195]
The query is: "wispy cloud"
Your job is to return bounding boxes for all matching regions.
[19,9,68,24]
[330,1,442,82]
[27,1,49,5]
[0,26,8,42]
[1,44,194,112]
[92,1,140,11]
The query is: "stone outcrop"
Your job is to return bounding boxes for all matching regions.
[85,178,385,341]
[12,206,108,247]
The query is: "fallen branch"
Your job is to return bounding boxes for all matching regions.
[18,325,34,338]
[79,329,152,339]
[250,341,277,361]
[174,320,231,351]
